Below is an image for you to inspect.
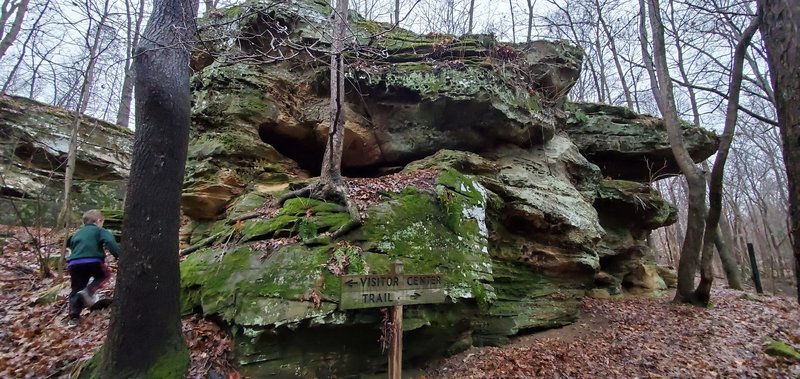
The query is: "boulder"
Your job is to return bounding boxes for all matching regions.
[566,102,718,181]
[0,94,131,225]
[181,136,599,375]
[622,263,667,294]
[408,136,604,274]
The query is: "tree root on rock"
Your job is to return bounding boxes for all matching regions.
[278,179,362,238]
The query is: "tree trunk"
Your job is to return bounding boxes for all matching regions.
[644,0,708,304]
[467,0,475,34]
[115,0,146,127]
[759,0,800,305]
[55,0,112,236]
[320,0,348,187]
[394,0,400,26]
[692,12,760,303]
[96,0,198,376]
[0,0,29,61]
[638,0,660,109]
[508,0,515,43]
[526,0,534,43]
[277,0,360,233]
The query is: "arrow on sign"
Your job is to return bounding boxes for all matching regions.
[409,292,421,300]
[344,279,358,287]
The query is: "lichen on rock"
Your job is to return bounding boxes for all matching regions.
[0,94,131,225]
[170,0,713,375]
[566,102,718,181]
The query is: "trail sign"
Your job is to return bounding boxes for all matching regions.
[338,261,445,379]
[339,272,445,310]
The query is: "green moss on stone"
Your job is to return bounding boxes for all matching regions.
[181,243,338,326]
[239,198,350,242]
[765,340,800,360]
[361,187,493,304]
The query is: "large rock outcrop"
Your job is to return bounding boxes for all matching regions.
[177,1,716,376]
[0,94,131,225]
[566,102,718,181]
[136,0,720,376]
[188,0,581,177]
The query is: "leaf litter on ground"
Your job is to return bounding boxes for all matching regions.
[428,288,800,378]
[0,226,236,379]
[3,216,799,378]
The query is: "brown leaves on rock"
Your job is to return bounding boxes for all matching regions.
[239,169,438,224]
[345,169,438,216]
[0,226,237,378]
[430,288,800,378]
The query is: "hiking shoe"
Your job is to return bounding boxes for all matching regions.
[67,318,79,327]
[89,296,112,311]
[77,289,96,307]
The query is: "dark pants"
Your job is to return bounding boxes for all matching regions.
[68,262,110,318]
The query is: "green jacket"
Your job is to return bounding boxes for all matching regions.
[67,224,121,261]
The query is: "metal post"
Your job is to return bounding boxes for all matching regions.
[747,243,763,294]
[388,260,403,379]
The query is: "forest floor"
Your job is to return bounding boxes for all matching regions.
[2,225,799,378]
[427,289,800,378]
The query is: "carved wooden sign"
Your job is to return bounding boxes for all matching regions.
[339,273,445,310]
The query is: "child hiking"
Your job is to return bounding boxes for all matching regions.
[66,209,120,325]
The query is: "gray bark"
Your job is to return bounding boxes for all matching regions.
[644,0,708,304]
[0,0,29,61]
[98,0,199,375]
[115,0,146,127]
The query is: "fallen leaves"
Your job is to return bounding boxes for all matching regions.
[4,224,799,378]
[346,169,438,217]
[0,226,236,378]
[429,289,800,378]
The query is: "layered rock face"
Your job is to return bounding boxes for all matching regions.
[177,0,718,376]
[0,95,131,225]
[566,102,718,181]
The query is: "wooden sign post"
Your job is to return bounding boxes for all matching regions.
[340,260,446,378]
[388,261,403,379]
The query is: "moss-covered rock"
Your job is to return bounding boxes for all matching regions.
[176,0,695,375]
[181,158,594,375]
[0,95,130,226]
[566,102,718,181]
[187,0,584,177]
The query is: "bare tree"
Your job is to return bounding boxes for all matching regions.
[595,0,634,108]
[693,11,760,303]
[1,0,49,93]
[0,0,30,60]
[758,0,800,304]
[115,0,146,127]
[643,0,709,304]
[55,0,117,236]
[278,0,361,234]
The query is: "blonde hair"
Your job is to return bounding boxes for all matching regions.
[82,209,104,225]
